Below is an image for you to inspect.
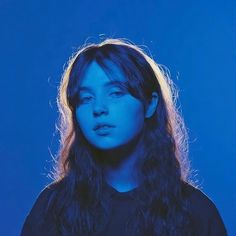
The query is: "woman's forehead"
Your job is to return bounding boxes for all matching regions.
[79,60,128,87]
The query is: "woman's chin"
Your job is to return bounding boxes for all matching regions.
[93,143,123,151]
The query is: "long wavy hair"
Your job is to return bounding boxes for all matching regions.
[48,38,198,235]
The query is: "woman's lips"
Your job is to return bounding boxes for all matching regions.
[94,125,115,135]
[93,123,115,131]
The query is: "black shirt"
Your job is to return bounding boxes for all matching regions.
[21,181,228,236]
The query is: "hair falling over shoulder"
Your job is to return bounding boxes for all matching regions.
[47,38,199,235]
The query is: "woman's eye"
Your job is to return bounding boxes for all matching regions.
[80,96,93,103]
[110,91,124,97]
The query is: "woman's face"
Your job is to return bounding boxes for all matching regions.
[75,61,146,150]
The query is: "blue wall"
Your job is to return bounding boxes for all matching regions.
[0,0,235,235]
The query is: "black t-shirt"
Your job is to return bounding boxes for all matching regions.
[21,181,228,236]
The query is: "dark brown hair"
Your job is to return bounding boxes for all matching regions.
[49,38,198,235]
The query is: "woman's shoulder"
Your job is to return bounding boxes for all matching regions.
[182,181,228,235]
[26,180,63,216]
[182,182,216,213]
[20,180,63,236]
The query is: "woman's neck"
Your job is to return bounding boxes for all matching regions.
[100,134,144,192]
[104,154,140,192]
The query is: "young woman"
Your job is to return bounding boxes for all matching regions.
[21,38,227,236]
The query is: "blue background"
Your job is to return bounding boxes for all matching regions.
[0,0,235,235]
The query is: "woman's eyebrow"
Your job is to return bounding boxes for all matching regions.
[78,81,128,92]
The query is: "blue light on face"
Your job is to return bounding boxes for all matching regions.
[75,61,145,150]
[78,80,129,105]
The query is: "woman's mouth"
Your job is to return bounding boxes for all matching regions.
[94,125,115,135]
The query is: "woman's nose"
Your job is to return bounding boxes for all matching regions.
[93,98,108,116]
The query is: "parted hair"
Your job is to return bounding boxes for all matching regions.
[48,38,198,235]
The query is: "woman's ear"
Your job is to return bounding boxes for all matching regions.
[145,92,159,118]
